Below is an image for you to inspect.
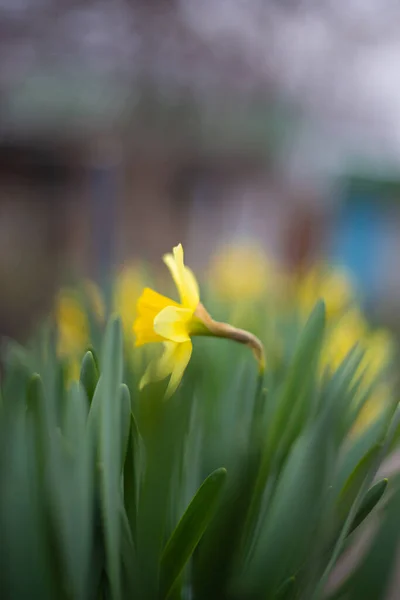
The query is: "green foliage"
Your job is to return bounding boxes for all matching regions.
[348,478,388,535]
[160,467,227,598]
[0,304,398,600]
[80,350,99,404]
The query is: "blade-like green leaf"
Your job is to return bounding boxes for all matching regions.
[334,416,388,497]
[346,480,400,599]
[242,408,333,598]
[99,315,124,600]
[267,300,326,454]
[123,411,142,544]
[26,373,47,469]
[80,351,99,404]
[119,384,131,473]
[249,301,326,534]
[274,576,295,599]
[160,467,227,598]
[336,444,382,522]
[348,478,388,535]
[0,407,56,598]
[49,382,93,600]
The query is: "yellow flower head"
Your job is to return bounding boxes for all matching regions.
[134,244,204,397]
[134,243,265,398]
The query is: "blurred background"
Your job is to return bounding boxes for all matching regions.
[2,0,400,339]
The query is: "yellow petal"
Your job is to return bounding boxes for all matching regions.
[139,341,177,389]
[139,340,192,398]
[163,244,200,309]
[137,287,180,316]
[165,340,192,398]
[153,305,193,343]
[134,287,180,346]
[134,324,165,346]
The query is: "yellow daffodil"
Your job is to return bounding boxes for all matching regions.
[134,244,265,398]
[208,244,274,301]
[56,280,104,383]
[297,265,356,321]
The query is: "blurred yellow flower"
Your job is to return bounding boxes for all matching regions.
[208,244,273,301]
[56,280,104,383]
[134,243,265,397]
[56,293,89,359]
[352,328,395,434]
[114,264,143,341]
[297,265,356,321]
[322,309,368,373]
[364,328,395,385]
[321,306,395,437]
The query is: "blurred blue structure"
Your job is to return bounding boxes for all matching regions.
[331,197,383,302]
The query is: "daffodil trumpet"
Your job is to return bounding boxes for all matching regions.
[134,243,265,398]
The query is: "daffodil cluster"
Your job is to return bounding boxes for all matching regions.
[55,241,395,428]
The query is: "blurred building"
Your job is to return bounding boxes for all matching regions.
[2,1,400,335]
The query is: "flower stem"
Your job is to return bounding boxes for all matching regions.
[194,303,265,373]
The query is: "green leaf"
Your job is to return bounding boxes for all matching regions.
[120,506,137,593]
[80,350,99,404]
[334,416,388,497]
[346,480,400,599]
[99,315,124,600]
[274,576,295,599]
[119,384,131,473]
[2,358,31,413]
[0,408,56,597]
[267,300,326,454]
[348,478,388,535]
[26,372,43,408]
[86,375,102,459]
[85,344,100,372]
[243,410,333,598]
[2,339,34,371]
[160,467,227,599]
[26,373,47,468]
[49,382,93,600]
[250,300,326,528]
[192,439,262,598]
[337,444,382,522]
[123,412,142,544]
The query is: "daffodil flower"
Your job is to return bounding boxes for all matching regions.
[134,244,265,398]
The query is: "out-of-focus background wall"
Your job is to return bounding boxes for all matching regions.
[2,0,400,338]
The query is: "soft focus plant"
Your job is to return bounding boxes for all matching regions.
[0,242,399,600]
